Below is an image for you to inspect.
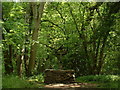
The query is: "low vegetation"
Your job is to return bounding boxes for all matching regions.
[2,75,38,88]
[2,75,120,88]
[76,75,120,88]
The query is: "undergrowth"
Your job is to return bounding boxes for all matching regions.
[28,74,44,82]
[3,74,120,88]
[2,75,39,88]
[76,75,120,88]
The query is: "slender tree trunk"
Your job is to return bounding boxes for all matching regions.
[28,2,45,76]
[92,37,101,75]
[97,37,107,75]
[24,3,33,76]
[16,50,22,77]
[4,45,13,74]
[24,46,29,75]
[16,46,25,77]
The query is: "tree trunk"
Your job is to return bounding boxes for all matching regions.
[28,2,45,76]
[96,37,107,75]
[4,45,13,74]
[24,46,29,75]
[24,3,33,76]
[92,37,101,75]
[16,51,22,77]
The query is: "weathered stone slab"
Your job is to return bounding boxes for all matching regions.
[44,69,75,84]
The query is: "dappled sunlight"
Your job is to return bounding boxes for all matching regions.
[45,83,97,88]
[2,2,120,89]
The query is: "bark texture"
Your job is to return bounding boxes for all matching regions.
[44,69,75,84]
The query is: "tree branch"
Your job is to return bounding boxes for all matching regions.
[41,19,64,31]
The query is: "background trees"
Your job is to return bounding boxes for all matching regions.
[2,2,120,77]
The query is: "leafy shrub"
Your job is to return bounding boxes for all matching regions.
[28,73,44,82]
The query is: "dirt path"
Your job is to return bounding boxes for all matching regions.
[44,83,97,88]
[29,81,98,89]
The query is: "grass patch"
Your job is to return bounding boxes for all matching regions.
[76,75,120,88]
[2,75,39,88]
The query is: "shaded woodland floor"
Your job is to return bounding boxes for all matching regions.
[2,75,119,88]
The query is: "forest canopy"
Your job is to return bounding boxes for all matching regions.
[2,2,120,78]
